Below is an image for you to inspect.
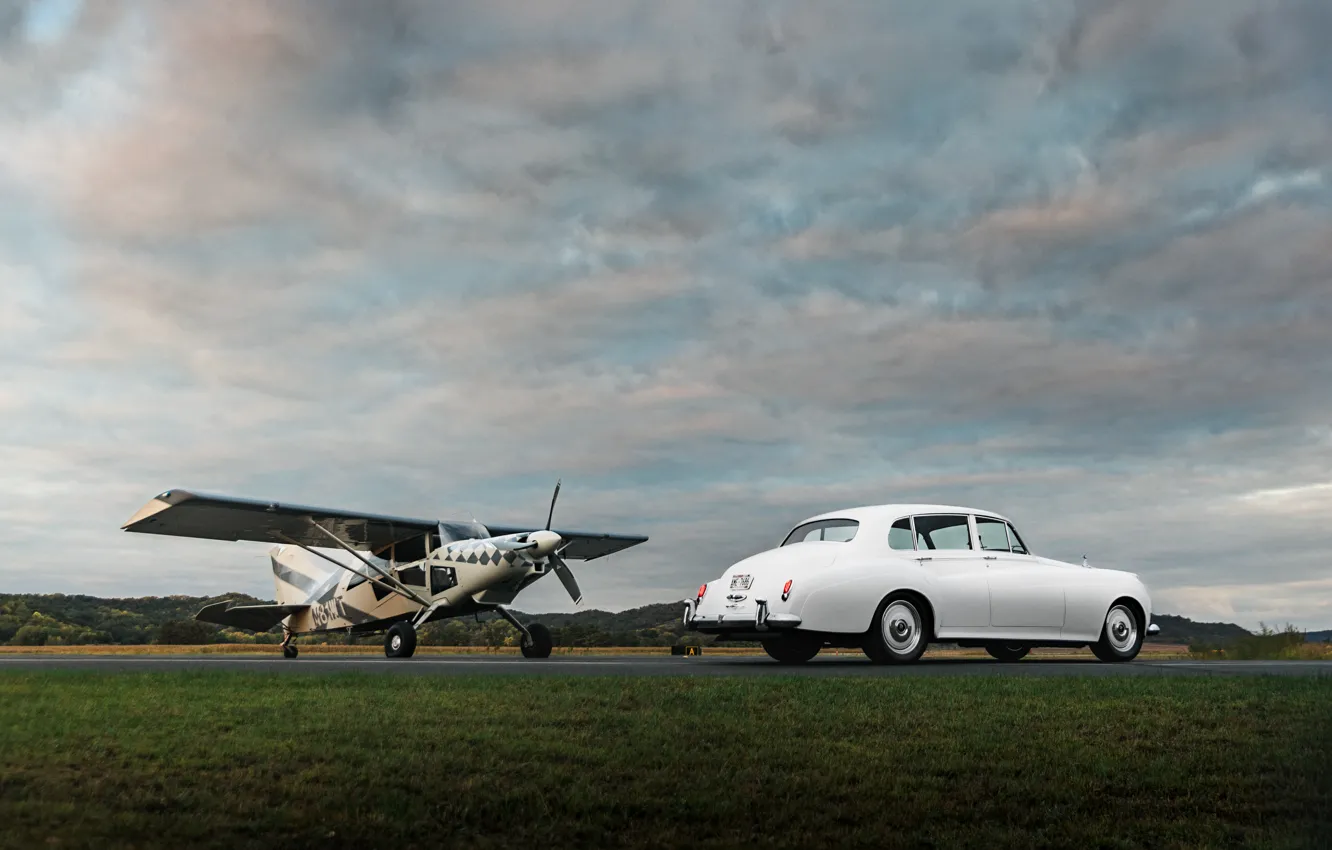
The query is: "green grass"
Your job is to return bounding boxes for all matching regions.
[1,674,1329,849]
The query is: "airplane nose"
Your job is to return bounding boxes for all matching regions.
[527,529,562,557]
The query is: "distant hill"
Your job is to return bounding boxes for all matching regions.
[1148,614,1252,646]
[1307,630,1332,643]
[0,592,1264,648]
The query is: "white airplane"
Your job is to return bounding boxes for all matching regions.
[121,482,647,659]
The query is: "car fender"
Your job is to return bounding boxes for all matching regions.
[1061,565,1153,641]
[795,558,935,634]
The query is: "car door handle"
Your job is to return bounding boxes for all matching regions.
[982,555,997,560]
[916,556,933,562]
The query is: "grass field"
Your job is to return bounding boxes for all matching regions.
[1,673,1328,849]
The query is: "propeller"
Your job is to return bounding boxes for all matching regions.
[541,478,582,605]
[545,479,561,530]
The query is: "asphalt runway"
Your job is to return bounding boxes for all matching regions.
[1,655,1328,677]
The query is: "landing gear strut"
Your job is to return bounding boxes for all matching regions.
[385,622,417,659]
[281,629,298,659]
[495,606,552,659]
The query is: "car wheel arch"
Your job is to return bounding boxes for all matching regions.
[1109,595,1146,631]
[873,588,936,641]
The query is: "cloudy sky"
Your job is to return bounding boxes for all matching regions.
[2,0,1330,629]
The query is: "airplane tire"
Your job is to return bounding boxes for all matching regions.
[385,622,417,659]
[282,644,298,659]
[521,623,553,659]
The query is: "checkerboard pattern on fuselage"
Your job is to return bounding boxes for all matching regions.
[442,539,522,567]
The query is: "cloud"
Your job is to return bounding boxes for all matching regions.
[0,0,1329,630]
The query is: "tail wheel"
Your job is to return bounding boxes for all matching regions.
[521,623,553,659]
[763,635,821,664]
[985,643,1029,662]
[1091,603,1143,663]
[384,622,417,659]
[282,644,298,659]
[864,594,929,664]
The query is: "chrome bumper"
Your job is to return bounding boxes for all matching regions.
[682,598,801,632]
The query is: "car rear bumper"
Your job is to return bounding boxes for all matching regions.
[681,598,801,635]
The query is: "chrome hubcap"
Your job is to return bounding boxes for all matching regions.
[1105,605,1137,652]
[881,601,921,654]
[391,635,402,651]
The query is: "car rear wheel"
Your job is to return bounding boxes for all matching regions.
[1091,603,1142,662]
[763,635,821,664]
[864,595,929,664]
[985,643,1029,661]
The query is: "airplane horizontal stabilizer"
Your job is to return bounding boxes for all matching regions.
[196,601,308,632]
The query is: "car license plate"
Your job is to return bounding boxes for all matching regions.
[729,574,753,591]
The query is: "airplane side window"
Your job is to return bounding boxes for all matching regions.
[430,566,457,595]
[398,565,426,587]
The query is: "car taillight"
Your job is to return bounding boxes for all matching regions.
[782,579,793,601]
[697,583,707,601]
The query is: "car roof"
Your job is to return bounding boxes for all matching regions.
[796,504,1014,525]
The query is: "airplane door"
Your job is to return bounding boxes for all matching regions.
[976,517,1065,631]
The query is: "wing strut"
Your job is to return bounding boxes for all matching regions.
[275,524,429,608]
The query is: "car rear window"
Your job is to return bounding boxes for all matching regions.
[781,519,859,546]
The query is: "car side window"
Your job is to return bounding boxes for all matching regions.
[912,514,972,550]
[976,517,1011,551]
[888,517,915,550]
[1005,522,1030,554]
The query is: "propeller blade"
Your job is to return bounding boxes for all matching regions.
[551,554,582,605]
[545,479,561,531]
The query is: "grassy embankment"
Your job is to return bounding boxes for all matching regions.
[0,672,1328,849]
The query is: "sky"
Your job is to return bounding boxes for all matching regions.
[1,0,1330,630]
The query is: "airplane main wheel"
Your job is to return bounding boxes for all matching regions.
[520,623,552,659]
[1091,603,1142,663]
[985,643,1029,662]
[282,644,298,659]
[385,623,417,659]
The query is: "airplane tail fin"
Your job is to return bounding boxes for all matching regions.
[270,544,338,605]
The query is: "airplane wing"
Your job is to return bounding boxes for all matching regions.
[121,489,448,555]
[484,526,649,561]
[196,600,308,632]
[123,489,648,561]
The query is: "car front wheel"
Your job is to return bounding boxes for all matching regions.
[1090,603,1143,662]
[864,595,929,664]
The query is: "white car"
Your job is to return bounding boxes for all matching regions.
[683,504,1159,664]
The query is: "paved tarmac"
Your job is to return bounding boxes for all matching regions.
[0,654,1328,677]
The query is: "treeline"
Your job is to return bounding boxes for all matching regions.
[6,593,1309,650]
[0,594,700,648]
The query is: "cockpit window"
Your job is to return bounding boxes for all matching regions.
[781,519,859,546]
